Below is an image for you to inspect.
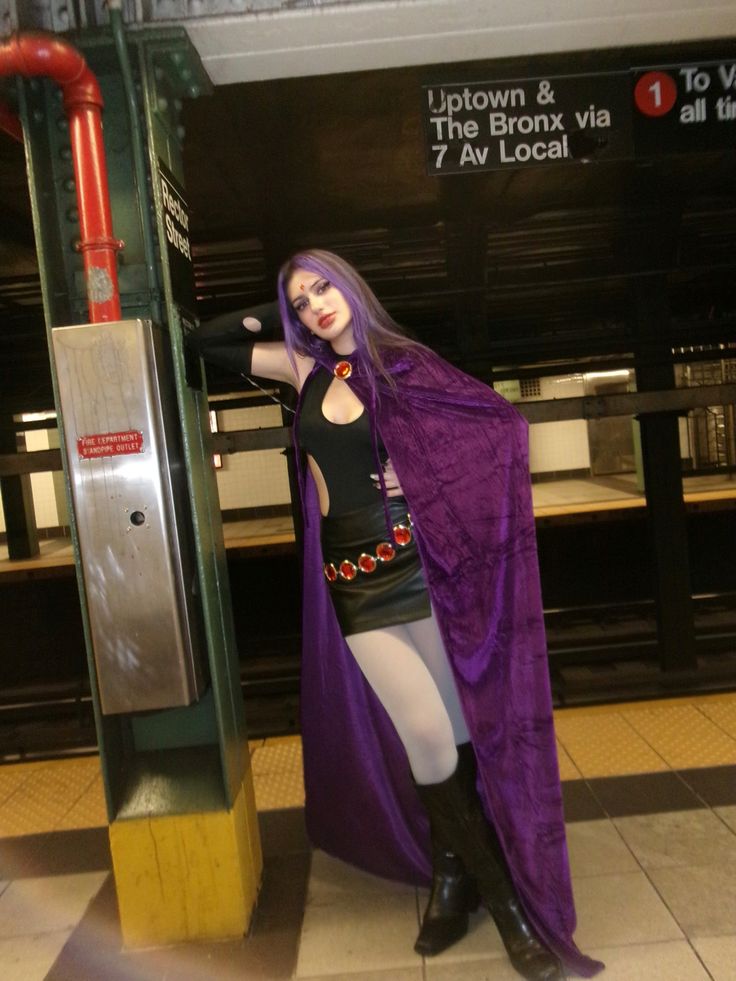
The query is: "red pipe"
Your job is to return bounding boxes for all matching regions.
[0,33,123,322]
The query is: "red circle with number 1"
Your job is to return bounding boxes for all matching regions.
[634,71,678,117]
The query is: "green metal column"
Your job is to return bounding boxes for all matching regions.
[16,24,261,946]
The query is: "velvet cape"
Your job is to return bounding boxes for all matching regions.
[295,346,603,978]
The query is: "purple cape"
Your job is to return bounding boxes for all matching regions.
[296,347,603,977]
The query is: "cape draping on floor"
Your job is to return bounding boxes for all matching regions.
[298,348,603,978]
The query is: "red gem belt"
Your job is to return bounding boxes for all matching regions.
[324,515,414,582]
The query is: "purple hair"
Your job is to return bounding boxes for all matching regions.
[276,249,420,387]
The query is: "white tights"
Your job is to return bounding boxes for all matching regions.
[345,612,470,785]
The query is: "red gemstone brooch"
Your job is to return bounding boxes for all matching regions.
[333,360,353,379]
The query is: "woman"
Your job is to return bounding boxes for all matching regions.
[189,250,602,980]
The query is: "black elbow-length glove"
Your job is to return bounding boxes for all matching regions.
[186,301,282,376]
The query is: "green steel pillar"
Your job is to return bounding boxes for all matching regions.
[15,24,261,945]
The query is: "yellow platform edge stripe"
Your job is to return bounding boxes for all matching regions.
[109,777,262,948]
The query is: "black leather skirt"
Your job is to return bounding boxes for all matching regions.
[321,497,432,636]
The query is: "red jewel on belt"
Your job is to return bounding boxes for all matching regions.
[324,520,414,582]
[375,542,396,562]
[393,525,412,546]
[358,553,377,573]
[334,360,352,379]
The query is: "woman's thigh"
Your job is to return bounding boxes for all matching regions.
[405,612,469,745]
[345,623,458,784]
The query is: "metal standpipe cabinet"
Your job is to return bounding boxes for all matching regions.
[52,318,206,714]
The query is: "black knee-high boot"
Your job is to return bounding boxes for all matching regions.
[415,744,565,981]
[414,748,481,956]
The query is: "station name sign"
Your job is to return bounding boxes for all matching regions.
[422,60,736,174]
[158,160,197,317]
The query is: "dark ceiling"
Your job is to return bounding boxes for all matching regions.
[2,37,736,415]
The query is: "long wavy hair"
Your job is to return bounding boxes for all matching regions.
[276,249,421,386]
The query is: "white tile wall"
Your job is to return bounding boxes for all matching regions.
[0,428,59,533]
[521,374,593,475]
[529,419,591,474]
[25,429,59,529]
[214,404,292,509]
[541,375,586,401]
[679,416,692,461]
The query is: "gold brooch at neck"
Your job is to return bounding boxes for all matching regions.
[333,360,352,379]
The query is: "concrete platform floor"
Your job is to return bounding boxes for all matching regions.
[1,691,736,980]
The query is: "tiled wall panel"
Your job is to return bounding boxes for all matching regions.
[214,404,292,509]
[522,375,592,475]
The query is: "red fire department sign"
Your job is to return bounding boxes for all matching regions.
[77,430,144,460]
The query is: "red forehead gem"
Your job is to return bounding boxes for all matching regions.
[339,560,358,581]
[376,542,396,562]
[334,360,352,379]
[358,553,377,574]
[393,525,412,546]
[324,563,337,582]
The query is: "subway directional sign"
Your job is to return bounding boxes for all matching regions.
[422,59,736,174]
[422,73,633,174]
[632,61,736,157]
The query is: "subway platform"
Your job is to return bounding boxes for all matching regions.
[1,693,736,981]
[1,471,735,979]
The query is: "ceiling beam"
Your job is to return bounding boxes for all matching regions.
[141,1,736,85]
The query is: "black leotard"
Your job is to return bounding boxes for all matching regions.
[298,368,387,517]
